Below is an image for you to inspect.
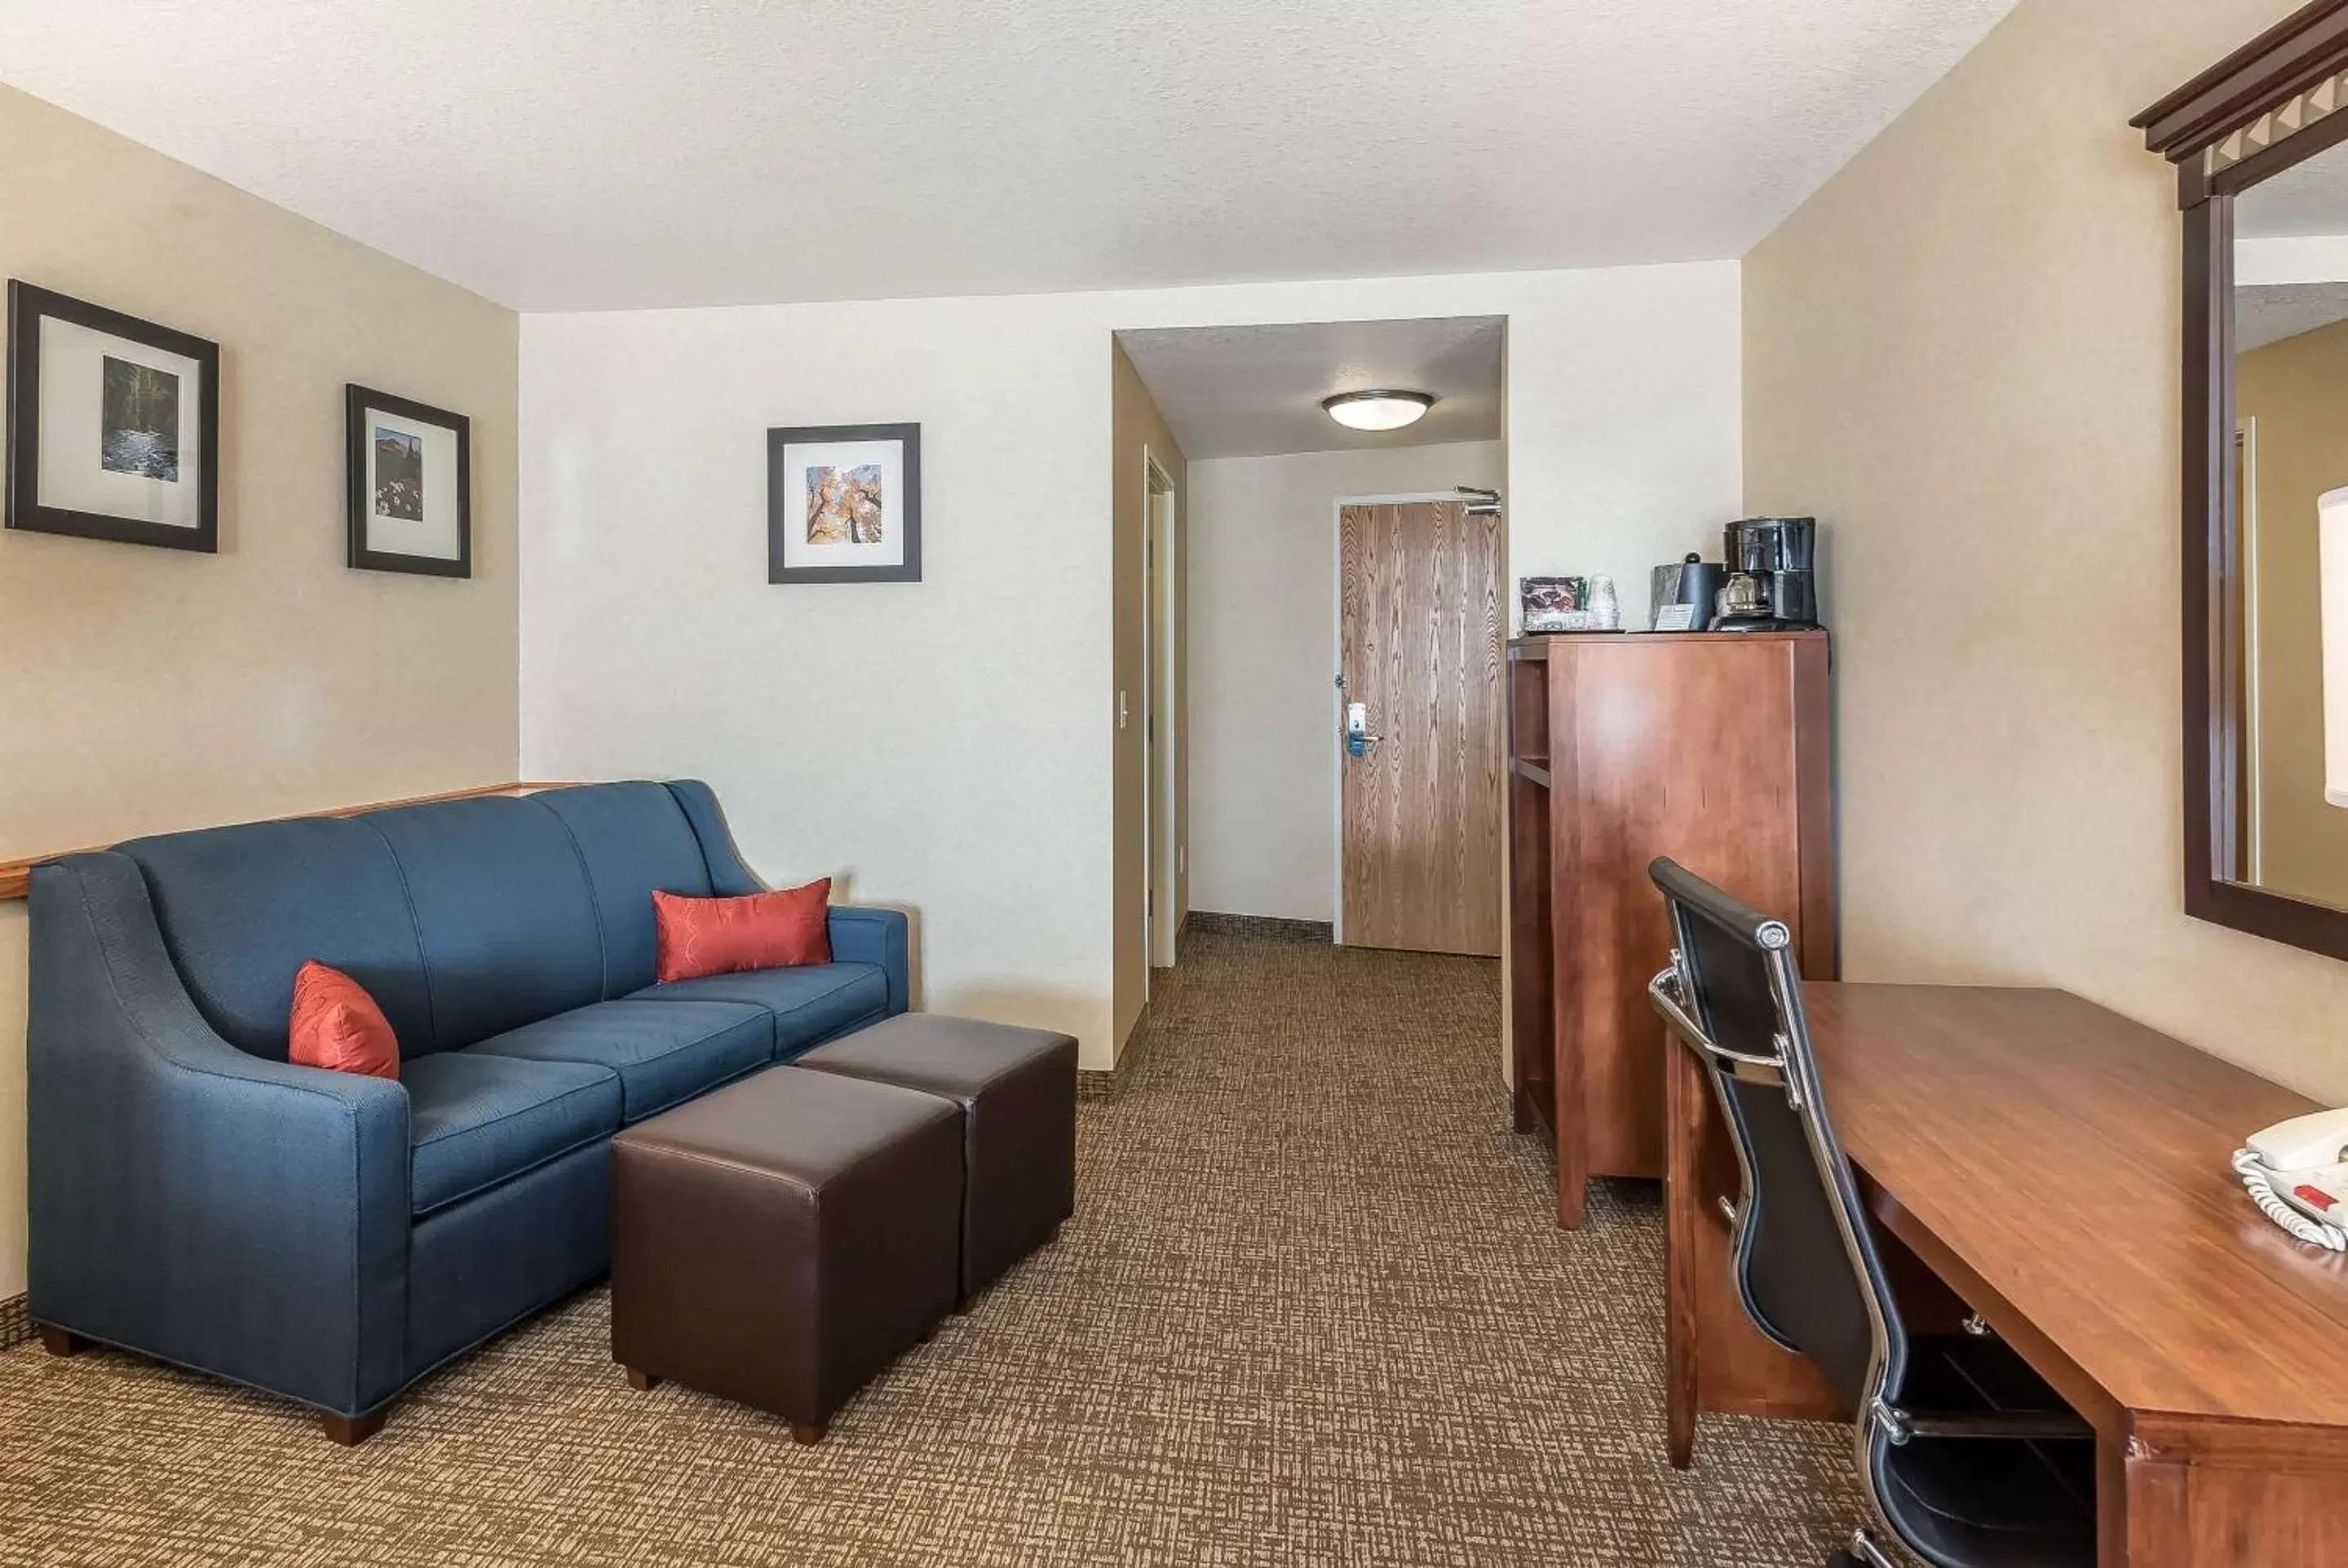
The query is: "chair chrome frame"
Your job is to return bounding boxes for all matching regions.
[1648,930,1909,1567]
[1648,942,1804,1356]
[1646,859,2091,1568]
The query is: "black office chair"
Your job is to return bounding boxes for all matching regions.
[1644,858,2096,1568]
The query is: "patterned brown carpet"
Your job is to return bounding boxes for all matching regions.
[0,927,1859,1566]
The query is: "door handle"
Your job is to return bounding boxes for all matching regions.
[1344,701,1381,757]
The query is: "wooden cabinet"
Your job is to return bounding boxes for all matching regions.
[1506,632,1834,1228]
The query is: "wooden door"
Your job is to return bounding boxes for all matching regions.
[1338,500,1504,954]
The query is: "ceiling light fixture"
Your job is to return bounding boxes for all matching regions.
[1321,390,1435,432]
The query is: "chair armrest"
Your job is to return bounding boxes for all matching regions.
[27,852,412,1416]
[827,905,910,1014]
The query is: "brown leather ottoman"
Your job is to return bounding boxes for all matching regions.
[610,1066,962,1443]
[794,1014,1077,1302]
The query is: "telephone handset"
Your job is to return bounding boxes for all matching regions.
[2235,1107,2348,1252]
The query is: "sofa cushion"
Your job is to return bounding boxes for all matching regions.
[118,816,432,1059]
[465,1000,773,1124]
[365,796,605,1053]
[402,1052,623,1217]
[653,879,831,983]
[532,784,717,999]
[630,963,890,1058]
[289,961,402,1080]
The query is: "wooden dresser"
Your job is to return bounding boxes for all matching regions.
[1506,631,1833,1227]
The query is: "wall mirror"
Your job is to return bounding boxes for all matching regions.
[2140,0,2348,961]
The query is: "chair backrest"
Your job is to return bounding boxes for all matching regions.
[1644,857,1908,1420]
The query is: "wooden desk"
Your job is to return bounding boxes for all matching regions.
[1664,983,2348,1568]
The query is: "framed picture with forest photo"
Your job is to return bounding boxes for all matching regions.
[5,280,220,552]
[347,384,470,576]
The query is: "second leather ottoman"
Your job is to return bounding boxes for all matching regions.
[796,1014,1078,1301]
[610,1066,962,1443]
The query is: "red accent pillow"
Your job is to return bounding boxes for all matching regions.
[288,961,400,1080]
[654,878,833,984]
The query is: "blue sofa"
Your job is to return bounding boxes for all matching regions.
[24,780,908,1436]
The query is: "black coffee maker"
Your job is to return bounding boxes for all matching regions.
[1713,517,1819,631]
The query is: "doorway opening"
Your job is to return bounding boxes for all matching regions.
[1109,315,1507,1063]
[1114,316,1506,952]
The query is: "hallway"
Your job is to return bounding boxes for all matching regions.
[0,925,1857,1566]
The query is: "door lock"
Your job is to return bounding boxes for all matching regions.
[1344,700,1381,758]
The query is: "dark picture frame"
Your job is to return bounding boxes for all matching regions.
[5,280,221,553]
[767,422,922,584]
[346,383,471,578]
[2136,0,2348,963]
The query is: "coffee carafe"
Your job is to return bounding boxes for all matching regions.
[1713,517,1819,631]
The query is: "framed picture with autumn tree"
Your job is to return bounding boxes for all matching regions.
[767,422,922,584]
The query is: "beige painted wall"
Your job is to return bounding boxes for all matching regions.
[0,83,520,1299]
[1744,0,2348,1103]
[2237,319,2348,907]
[1187,441,1507,924]
[1111,342,1187,1058]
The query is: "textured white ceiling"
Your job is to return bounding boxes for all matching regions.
[1118,318,1503,459]
[0,0,2019,311]
[2239,143,2348,239]
[2233,148,2348,347]
[2237,283,2348,351]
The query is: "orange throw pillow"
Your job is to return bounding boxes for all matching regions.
[288,961,400,1080]
[653,878,833,983]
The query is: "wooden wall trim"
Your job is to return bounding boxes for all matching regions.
[2134,0,2348,161]
[0,782,580,902]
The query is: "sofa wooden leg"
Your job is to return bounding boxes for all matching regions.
[790,1418,828,1445]
[321,1408,389,1446]
[625,1367,661,1391]
[36,1325,89,1358]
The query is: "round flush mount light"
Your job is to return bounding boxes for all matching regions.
[1321,389,1435,432]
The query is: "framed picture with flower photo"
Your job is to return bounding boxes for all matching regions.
[767,422,922,584]
[346,384,471,577]
[5,280,221,553]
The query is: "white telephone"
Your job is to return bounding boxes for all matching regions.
[2235,1108,2348,1252]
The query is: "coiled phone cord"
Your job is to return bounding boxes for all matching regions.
[2233,1148,2348,1252]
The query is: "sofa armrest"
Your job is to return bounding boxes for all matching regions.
[666,779,911,1013]
[827,905,910,1015]
[27,853,412,1416]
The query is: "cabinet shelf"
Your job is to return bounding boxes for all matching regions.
[1510,757,1553,788]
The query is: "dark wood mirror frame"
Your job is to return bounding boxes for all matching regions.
[2138,0,2348,961]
